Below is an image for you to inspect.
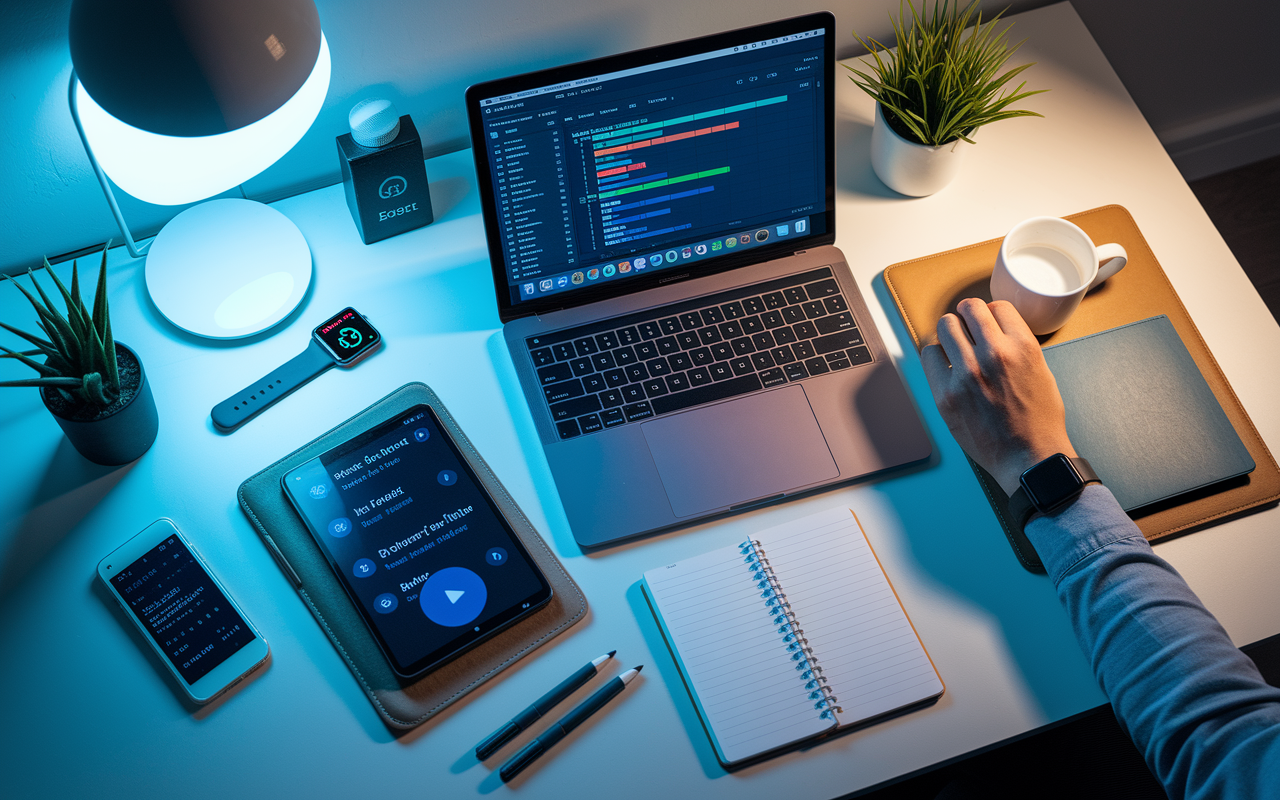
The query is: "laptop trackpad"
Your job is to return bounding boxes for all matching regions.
[640,385,839,518]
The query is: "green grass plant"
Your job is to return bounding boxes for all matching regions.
[1,245,121,407]
[846,0,1046,146]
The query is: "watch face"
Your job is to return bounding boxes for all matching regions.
[314,308,380,364]
[1021,453,1083,512]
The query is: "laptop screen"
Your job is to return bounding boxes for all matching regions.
[466,13,835,322]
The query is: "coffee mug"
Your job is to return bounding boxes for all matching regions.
[990,217,1127,335]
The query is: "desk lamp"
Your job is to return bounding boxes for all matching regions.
[68,0,331,339]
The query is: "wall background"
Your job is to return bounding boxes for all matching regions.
[2,0,1278,275]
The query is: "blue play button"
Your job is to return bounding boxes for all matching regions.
[420,567,488,627]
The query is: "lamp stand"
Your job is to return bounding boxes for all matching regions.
[69,72,150,259]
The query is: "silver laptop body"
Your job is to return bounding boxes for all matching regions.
[466,13,931,547]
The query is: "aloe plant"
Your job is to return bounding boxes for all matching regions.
[846,0,1047,146]
[1,245,121,407]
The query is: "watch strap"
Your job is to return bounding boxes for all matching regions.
[211,339,334,432]
[1007,456,1099,532]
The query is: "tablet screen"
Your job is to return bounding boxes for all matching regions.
[283,404,552,677]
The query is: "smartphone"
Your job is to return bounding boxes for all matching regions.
[98,519,270,704]
[282,403,553,678]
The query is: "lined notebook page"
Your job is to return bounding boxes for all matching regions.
[643,544,834,765]
[759,508,943,726]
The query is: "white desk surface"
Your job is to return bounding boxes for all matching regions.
[3,4,1277,797]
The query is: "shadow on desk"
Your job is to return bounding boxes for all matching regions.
[834,111,900,201]
[0,438,133,600]
[426,174,472,222]
[870,273,1106,721]
[625,580,726,780]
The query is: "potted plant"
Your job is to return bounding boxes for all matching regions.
[1,246,158,465]
[846,0,1046,196]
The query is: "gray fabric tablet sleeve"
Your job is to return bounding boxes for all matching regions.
[237,382,587,730]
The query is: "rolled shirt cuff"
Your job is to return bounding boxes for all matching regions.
[1024,484,1147,585]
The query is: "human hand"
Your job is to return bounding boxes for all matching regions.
[921,298,1077,496]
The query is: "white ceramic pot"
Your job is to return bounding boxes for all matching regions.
[870,104,966,197]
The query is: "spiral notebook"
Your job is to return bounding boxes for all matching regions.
[642,508,943,767]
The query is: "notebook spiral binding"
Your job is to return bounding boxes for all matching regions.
[741,539,842,720]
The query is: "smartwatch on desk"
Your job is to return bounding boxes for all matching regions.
[211,308,381,432]
[1007,453,1101,531]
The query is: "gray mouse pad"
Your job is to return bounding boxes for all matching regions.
[640,385,838,517]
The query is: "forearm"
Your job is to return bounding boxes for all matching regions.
[1026,486,1280,799]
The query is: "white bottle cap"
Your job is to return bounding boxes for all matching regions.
[349,98,401,148]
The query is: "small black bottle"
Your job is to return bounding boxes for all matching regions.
[337,98,434,244]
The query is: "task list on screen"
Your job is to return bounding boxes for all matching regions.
[285,407,546,671]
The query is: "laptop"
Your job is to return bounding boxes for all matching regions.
[465,12,931,547]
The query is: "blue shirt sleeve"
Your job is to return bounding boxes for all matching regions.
[1025,484,1280,800]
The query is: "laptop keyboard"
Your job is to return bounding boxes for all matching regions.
[526,267,872,440]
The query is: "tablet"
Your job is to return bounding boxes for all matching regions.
[282,404,553,678]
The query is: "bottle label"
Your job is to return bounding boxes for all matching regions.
[379,203,420,222]
[379,176,408,200]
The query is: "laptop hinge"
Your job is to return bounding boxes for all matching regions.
[730,493,786,512]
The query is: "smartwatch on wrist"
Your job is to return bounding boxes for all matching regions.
[1006,453,1100,531]
[211,307,381,432]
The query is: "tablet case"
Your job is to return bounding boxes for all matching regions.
[883,205,1280,571]
[238,382,587,729]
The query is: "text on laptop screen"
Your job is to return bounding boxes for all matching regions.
[477,28,828,307]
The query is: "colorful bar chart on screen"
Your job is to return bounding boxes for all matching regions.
[590,95,788,149]
[597,162,646,178]
[599,186,716,245]
[599,167,729,199]
[593,121,740,157]
[583,99,786,246]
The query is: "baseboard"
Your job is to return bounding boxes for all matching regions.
[1163,99,1280,181]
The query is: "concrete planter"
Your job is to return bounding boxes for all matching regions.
[41,342,158,466]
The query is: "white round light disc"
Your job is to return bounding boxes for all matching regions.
[145,199,313,339]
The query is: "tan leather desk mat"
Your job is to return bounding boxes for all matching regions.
[883,204,1280,571]
[239,382,587,730]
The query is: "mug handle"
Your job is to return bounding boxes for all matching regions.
[1088,243,1128,290]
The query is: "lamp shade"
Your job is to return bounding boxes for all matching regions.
[69,0,330,206]
[70,0,322,137]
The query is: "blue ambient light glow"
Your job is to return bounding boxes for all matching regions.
[74,35,331,206]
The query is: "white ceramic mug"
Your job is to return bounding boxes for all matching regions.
[990,216,1128,335]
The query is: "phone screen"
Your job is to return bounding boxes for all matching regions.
[111,534,258,684]
[283,404,553,677]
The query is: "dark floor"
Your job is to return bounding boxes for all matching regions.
[1189,154,1280,323]
[851,155,1280,800]
[848,636,1280,800]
